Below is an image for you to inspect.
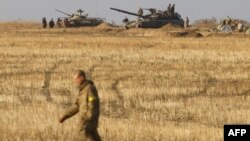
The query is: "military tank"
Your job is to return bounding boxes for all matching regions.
[55,9,105,27]
[110,7,184,29]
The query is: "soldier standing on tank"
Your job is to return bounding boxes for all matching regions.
[167,4,172,16]
[59,70,101,141]
[75,9,86,20]
[138,8,143,20]
[184,17,190,29]
[77,9,84,16]
[49,19,55,28]
[171,4,175,16]
[42,17,47,28]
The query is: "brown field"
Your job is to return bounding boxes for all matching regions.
[0,22,250,141]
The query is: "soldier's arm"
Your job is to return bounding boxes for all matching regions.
[85,85,99,121]
[60,101,79,123]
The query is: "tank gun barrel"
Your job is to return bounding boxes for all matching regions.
[110,7,145,18]
[55,9,72,17]
[141,8,155,11]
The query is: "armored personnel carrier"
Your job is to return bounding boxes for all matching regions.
[110,7,184,29]
[55,9,105,27]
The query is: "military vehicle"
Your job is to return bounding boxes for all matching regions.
[213,17,249,33]
[55,9,105,27]
[110,7,184,29]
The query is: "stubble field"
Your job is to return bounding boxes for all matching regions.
[0,22,250,141]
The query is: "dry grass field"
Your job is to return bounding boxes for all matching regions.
[0,22,250,141]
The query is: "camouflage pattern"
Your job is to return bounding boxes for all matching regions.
[62,80,101,141]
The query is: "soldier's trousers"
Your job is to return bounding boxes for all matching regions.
[75,123,101,141]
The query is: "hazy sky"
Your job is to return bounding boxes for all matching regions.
[0,0,249,23]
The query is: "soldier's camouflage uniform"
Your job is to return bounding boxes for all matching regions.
[62,80,101,141]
